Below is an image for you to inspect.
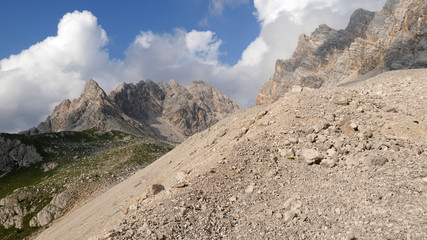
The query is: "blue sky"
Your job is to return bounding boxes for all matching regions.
[0,0,387,132]
[0,0,259,65]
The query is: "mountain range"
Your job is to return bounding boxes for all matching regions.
[26,79,239,143]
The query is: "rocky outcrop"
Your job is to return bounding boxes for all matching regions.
[159,80,240,136]
[34,79,153,138]
[29,79,239,143]
[256,0,427,104]
[29,192,70,227]
[0,135,42,173]
[109,79,239,141]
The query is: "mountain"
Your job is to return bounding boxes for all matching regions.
[256,0,427,104]
[29,79,239,143]
[36,69,427,240]
[34,80,153,137]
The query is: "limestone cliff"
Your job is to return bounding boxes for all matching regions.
[109,79,239,142]
[256,0,427,104]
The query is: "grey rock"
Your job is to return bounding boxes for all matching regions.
[332,95,349,106]
[0,136,42,173]
[279,148,295,158]
[362,156,388,167]
[148,184,165,196]
[301,149,323,165]
[42,162,58,172]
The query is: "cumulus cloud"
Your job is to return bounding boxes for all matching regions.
[0,10,120,132]
[255,0,386,25]
[0,0,388,132]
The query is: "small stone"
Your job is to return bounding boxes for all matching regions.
[148,184,165,196]
[326,148,337,157]
[291,85,303,93]
[283,197,297,210]
[307,134,317,143]
[289,137,299,144]
[346,232,356,240]
[238,127,249,138]
[283,210,296,223]
[245,184,255,194]
[320,158,336,168]
[279,148,295,158]
[301,149,322,165]
[305,127,315,134]
[384,106,397,113]
[229,195,237,202]
[362,156,388,167]
[325,114,335,122]
[350,122,358,130]
[332,95,349,105]
[317,135,327,143]
[313,121,329,133]
[264,209,273,216]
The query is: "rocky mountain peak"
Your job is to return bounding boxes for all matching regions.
[345,8,375,35]
[168,79,179,87]
[82,79,107,101]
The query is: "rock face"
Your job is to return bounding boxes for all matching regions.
[31,79,239,143]
[0,135,42,173]
[110,80,239,140]
[256,0,427,104]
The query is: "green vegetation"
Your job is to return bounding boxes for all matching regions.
[0,129,173,240]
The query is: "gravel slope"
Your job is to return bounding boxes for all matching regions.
[36,69,427,240]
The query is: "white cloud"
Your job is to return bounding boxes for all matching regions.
[254,0,386,25]
[0,10,117,132]
[0,1,388,132]
[236,37,269,67]
[185,30,222,64]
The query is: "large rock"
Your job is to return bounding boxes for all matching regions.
[256,0,427,104]
[0,135,42,173]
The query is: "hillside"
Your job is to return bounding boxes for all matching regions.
[0,130,172,240]
[35,69,427,239]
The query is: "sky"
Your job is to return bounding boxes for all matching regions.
[0,0,387,133]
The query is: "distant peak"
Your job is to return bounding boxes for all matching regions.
[169,79,179,86]
[84,79,101,92]
[82,79,107,99]
[346,8,375,32]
